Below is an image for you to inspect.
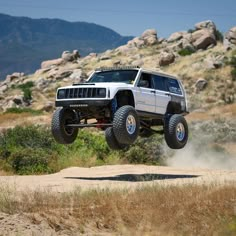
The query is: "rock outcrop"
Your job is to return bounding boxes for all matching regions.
[159,51,175,66]
[140,29,158,46]
[166,20,217,51]
[192,29,216,50]
[224,26,236,50]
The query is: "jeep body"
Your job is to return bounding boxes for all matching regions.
[52,67,189,150]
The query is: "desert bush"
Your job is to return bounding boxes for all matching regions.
[178,47,195,56]
[215,30,224,42]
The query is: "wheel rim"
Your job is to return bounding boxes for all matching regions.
[176,123,185,142]
[126,114,136,135]
[64,117,75,136]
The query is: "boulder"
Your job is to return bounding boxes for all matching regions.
[224,26,236,50]
[62,50,80,62]
[195,79,208,92]
[5,72,24,83]
[35,78,50,90]
[159,51,175,66]
[55,69,73,80]
[0,85,8,94]
[167,32,185,43]
[204,55,224,69]
[69,69,82,82]
[140,29,158,45]
[100,55,111,60]
[89,52,97,57]
[195,20,216,32]
[41,58,64,69]
[192,29,216,50]
[3,100,16,111]
[128,37,145,48]
[131,59,144,67]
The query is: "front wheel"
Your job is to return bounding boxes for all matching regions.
[105,127,128,150]
[164,114,188,149]
[51,108,78,144]
[113,105,140,145]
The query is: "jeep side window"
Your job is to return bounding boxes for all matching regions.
[138,73,154,89]
[167,78,182,95]
[152,75,168,91]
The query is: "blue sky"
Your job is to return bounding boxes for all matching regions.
[0,0,236,37]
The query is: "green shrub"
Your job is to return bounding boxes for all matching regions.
[11,81,34,101]
[0,126,59,174]
[178,47,195,56]
[215,30,224,42]
[5,107,43,115]
[22,88,32,100]
[9,148,52,174]
[123,135,164,164]
[0,125,165,175]
[1,125,56,151]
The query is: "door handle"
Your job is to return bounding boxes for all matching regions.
[150,90,156,94]
[165,93,170,96]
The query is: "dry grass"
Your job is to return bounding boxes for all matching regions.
[187,103,236,122]
[0,113,51,129]
[0,183,236,235]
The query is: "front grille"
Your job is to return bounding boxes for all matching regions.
[59,88,106,99]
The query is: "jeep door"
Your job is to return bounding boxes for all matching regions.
[135,73,156,113]
[152,75,171,114]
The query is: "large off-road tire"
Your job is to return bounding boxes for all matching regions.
[51,108,78,144]
[113,105,140,145]
[105,127,128,150]
[164,114,188,149]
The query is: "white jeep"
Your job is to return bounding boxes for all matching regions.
[52,67,189,150]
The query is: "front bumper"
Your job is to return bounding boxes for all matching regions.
[55,99,110,108]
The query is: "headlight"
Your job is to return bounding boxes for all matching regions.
[98,88,106,97]
[57,89,65,99]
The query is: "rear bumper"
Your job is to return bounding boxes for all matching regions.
[55,99,110,108]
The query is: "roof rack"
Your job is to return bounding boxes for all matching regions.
[95,66,140,71]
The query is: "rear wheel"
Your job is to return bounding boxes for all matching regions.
[164,114,188,149]
[51,108,78,144]
[113,105,140,145]
[105,127,128,150]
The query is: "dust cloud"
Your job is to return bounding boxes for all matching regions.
[165,142,236,171]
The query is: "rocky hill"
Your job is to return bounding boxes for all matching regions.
[0,20,236,116]
[0,13,133,80]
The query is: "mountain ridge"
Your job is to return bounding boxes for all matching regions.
[0,13,133,80]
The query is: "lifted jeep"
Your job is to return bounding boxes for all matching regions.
[51,66,189,150]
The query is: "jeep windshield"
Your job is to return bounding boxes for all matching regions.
[88,70,138,84]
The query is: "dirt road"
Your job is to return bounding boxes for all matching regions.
[1,165,236,192]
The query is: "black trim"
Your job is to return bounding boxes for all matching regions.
[55,99,110,108]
